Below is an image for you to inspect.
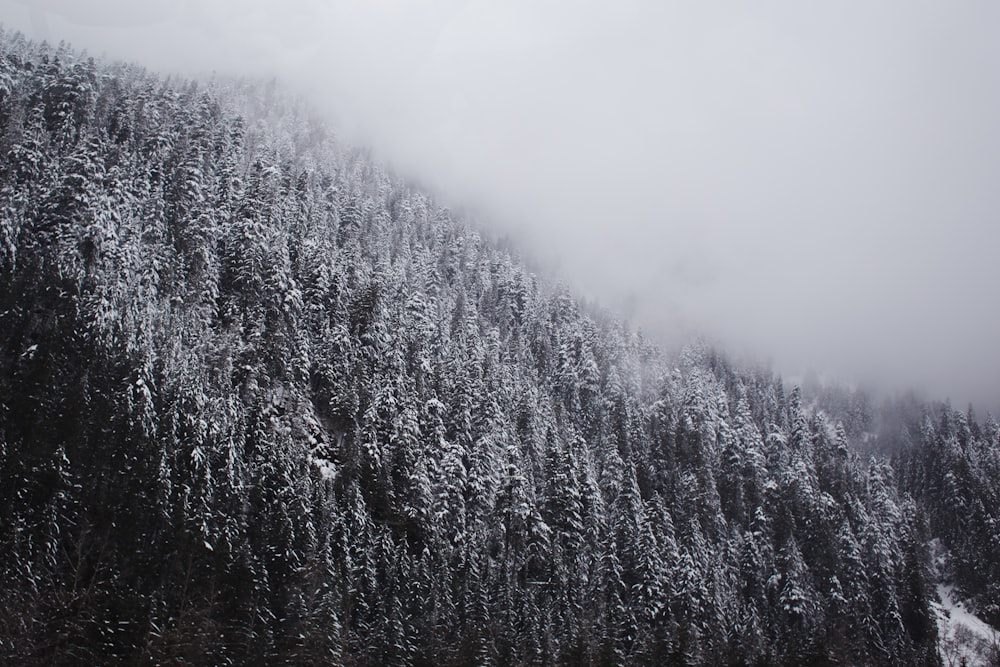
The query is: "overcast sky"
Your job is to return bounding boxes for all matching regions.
[3,0,999,411]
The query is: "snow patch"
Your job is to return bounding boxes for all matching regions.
[310,456,337,481]
[931,539,1000,666]
[935,584,999,667]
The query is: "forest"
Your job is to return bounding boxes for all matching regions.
[0,32,998,665]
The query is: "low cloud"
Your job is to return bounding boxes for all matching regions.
[3,0,999,411]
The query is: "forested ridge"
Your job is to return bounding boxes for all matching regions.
[0,33,997,665]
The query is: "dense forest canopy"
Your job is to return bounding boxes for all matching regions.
[0,33,998,665]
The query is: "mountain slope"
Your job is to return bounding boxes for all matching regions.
[0,32,987,666]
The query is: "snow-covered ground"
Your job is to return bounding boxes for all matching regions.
[935,583,999,667]
[931,540,999,666]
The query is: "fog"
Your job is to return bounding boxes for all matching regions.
[4,0,999,412]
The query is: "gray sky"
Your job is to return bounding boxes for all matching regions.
[3,0,1000,411]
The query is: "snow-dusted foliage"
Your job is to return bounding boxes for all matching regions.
[0,32,990,665]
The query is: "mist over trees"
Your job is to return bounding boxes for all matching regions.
[0,33,997,665]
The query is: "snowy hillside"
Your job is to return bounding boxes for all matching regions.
[0,32,998,666]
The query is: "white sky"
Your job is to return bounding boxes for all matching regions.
[3,0,999,411]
